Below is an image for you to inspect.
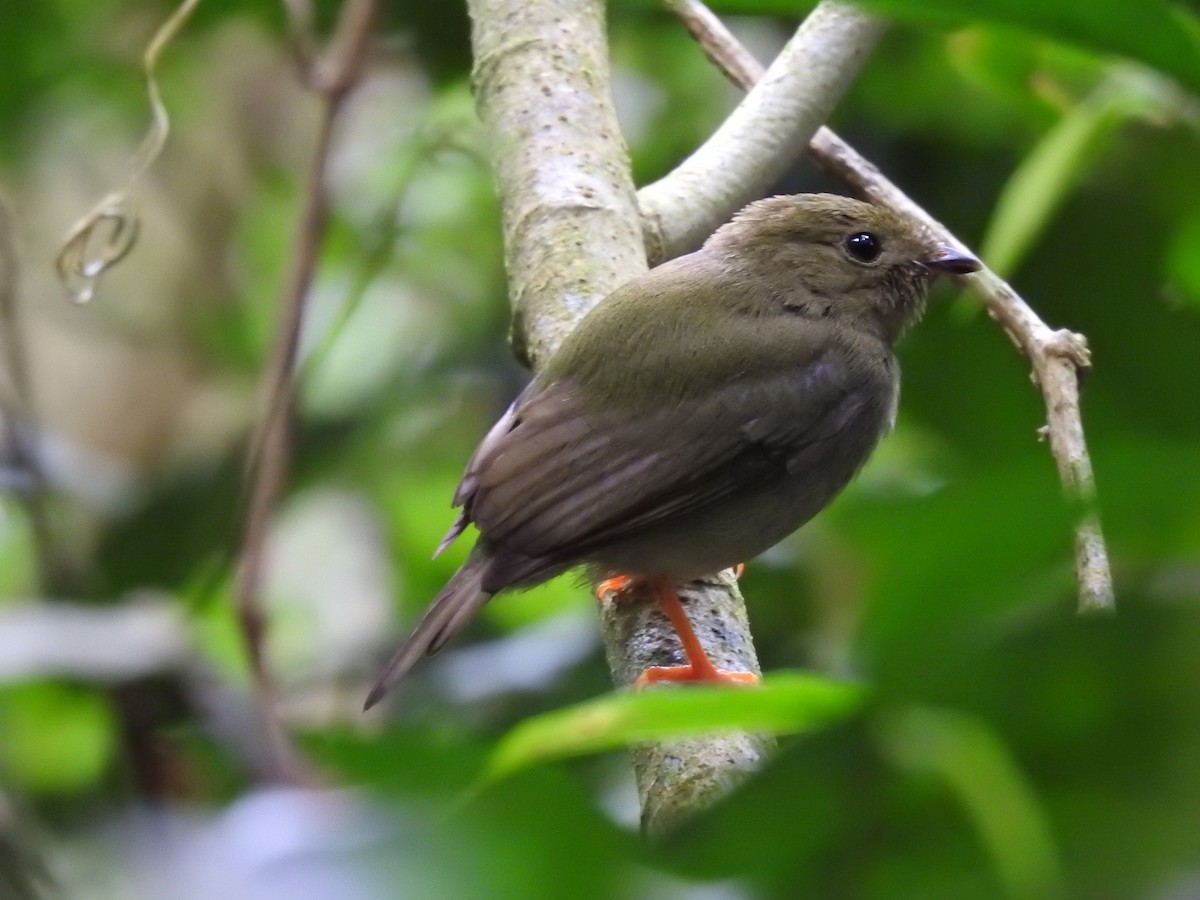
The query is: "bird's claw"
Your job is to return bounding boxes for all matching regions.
[594,574,636,600]
[634,664,760,690]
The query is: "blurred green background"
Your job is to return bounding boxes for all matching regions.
[0,0,1198,897]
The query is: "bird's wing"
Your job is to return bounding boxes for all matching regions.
[437,258,893,578]
[450,346,881,568]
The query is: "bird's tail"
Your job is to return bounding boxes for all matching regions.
[364,551,492,709]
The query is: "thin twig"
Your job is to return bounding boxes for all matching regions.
[667,0,1114,613]
[0,196,63,592]
[55,0,204,305]
[281,0,320,79]
[639,1,888,262]
[232,0,379,785]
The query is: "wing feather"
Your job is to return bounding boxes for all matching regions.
[437,259,894,580]
[457,358,866,563]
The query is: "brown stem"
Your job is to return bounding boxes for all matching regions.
[0,196,70,592]
[231,0,379,786]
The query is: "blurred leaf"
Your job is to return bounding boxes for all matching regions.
[484,672,865,783]
[980,65,1186,278]
[1091,440,1200,562]
[310,728,635,900]
[1167,198,1200,307]
[0,684,114,793]
[0,501,38,599]
[482,577,586,631]
[980,76,1131,277]
[879,707,1064,900]
[659,605,1200,898]
[190,589,254,686]
[96,457,244,596]
[684,0,1200,99]
[612,15,745,183]
[0,5,63,146]
[850,27,1042,147]
[845,0,1200,96]
[658,717,1008,897]
[944,29,1076,123]
[307,725,489,797]
[838,458,1072,672]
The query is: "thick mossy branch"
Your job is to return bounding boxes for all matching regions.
[599,573,774,832]
[466,0,796,833]
[467,0,647,369]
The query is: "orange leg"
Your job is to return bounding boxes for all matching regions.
[594,574,758,689]
[636,579,759,688]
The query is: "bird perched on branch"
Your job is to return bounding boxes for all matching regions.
[365,193,979,709]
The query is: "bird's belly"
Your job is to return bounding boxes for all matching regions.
[586,443,872,581]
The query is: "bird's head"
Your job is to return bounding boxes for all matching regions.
[706,193,980,342]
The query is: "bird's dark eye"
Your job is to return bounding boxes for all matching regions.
[844,231,882,263]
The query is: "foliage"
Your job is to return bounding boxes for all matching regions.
[0,0,1198,897]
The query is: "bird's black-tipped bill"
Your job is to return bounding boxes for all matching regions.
[923,246,981,275]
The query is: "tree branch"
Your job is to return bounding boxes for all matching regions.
[232,0,379,787]
[466,0,815,833]
[668,0,1114,613]
[466,0,648,368]
[598,571,772,830]
[639,1,887,263]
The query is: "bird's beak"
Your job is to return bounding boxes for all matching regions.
[922,245,981,275]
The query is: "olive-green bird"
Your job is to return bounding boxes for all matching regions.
[365,193,979,708]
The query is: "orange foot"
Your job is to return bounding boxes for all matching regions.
[635,579,760,690]
[594,574,635,600]
[597,575,759,689]
[635,664,759,690]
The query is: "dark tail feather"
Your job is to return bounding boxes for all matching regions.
[364,555,491,710]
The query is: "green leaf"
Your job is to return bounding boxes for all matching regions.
[944,29,1080,123]
[846,0,1200,96]
[482,671,866,783]
[980,67,1168,278]
[1167,199,1200,307]
[879,707,1065,900]
[0,683,115,793]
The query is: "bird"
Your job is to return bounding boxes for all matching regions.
[364,193,979,709]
